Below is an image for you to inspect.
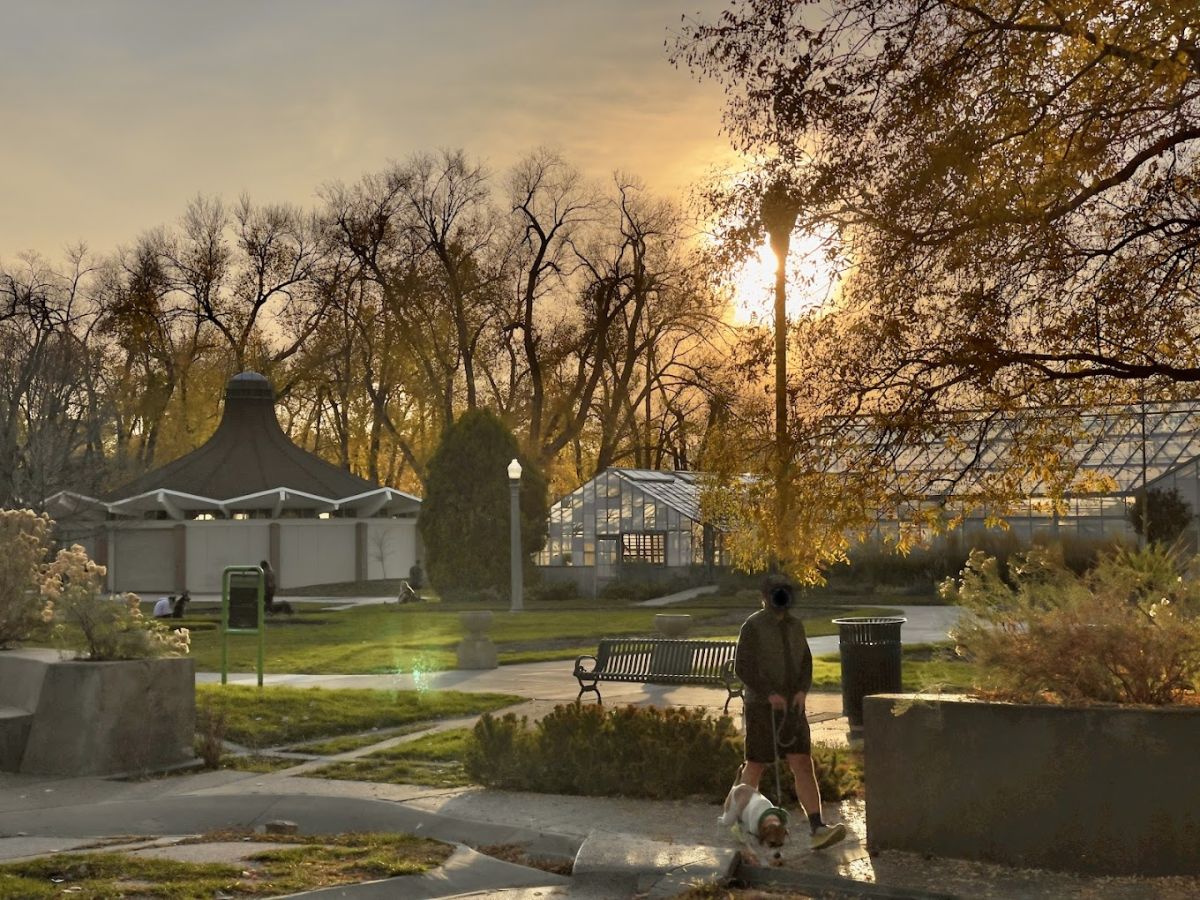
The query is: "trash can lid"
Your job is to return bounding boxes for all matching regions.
[831,616,907,625]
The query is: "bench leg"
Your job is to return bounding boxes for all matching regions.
[576,681,602,704]
[724,687,743,714]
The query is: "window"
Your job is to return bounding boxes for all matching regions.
[622,531,666,565]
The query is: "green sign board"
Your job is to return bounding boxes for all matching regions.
[221,565,265,686]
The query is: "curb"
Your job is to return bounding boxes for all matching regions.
[740,862,959,899]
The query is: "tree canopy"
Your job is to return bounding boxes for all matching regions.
[675,0,1200,577]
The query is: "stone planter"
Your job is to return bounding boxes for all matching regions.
[456,610,497,669]
[0,650,195,777]
[653,613,693,638]
[864,694,1200,876]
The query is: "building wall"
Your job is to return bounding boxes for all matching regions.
[104,518,419,594]
[112,528,176,593]
[365,520,420,581]
[277,521,357,589]
[186,521,272,592]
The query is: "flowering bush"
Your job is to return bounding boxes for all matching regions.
[41,544,190,661]
[0,509,54,649]
[943,543,1200,705]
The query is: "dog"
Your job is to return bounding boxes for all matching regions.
[718,779,789,867]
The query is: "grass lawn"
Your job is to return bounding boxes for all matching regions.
[312,727,473,788]
[285,723,432,755]
[811,642,977,693]
[0,832,451,899]
[197,685,521,749]
[182,602,898,674]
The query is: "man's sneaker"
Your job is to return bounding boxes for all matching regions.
[810,822,847,850]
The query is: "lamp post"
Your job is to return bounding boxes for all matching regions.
[507,458,523,612]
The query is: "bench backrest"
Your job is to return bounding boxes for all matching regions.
[595,637,737,679]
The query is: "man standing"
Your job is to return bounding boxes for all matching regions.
[734,574,847,850]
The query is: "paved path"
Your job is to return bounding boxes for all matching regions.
[634,584,719,607]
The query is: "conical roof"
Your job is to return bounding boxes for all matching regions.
[104,372,378,502]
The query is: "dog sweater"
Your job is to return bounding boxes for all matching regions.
[720,787,789,835]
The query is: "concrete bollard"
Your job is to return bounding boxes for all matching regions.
[456,610,498,669]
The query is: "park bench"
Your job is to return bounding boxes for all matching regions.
[572,637,744,712]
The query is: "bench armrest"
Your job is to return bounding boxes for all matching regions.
[573,654,599,676]
[720,658,740,686]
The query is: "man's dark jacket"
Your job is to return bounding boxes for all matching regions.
[734,608,813,705]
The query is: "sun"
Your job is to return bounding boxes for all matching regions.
[728,242,777,326]
[725,232,838,326]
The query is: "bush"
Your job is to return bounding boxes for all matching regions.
[464,703,861,802]
[528,581,577,603]
[195,704,227,769]
[0,509,53,649]
[597,572,696,602]
[41,544,191,660]
[1129,486,1193,546]
[944,543,1200,705]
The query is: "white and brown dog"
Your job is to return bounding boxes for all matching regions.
[717,780,790,867]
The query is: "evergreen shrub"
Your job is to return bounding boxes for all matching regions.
[419,410,549,602]
[464,703,862,801]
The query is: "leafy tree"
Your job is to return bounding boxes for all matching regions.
[675,0,1200,575]
[1129,487,1194,547]
[418,409,548,601]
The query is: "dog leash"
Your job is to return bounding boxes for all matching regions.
[769,705,786,807]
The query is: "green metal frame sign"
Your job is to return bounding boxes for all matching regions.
[221,565,265,686]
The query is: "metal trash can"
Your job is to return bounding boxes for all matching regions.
[832,616,906,728]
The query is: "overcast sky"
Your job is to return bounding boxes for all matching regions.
[0,0,736,258]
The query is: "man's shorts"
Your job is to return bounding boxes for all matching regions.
[743,702,811,763]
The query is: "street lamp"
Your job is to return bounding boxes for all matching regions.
[507,458,523,612]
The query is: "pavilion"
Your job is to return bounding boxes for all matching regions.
[47,372,421,594]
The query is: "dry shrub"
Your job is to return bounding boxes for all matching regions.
[944,543,1200,705]
[41,544,191,660]
[0,509,53,648]
[195,704,228,768]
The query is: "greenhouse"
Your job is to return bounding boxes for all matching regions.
[871,400,1200,545]
[536,468,726,590]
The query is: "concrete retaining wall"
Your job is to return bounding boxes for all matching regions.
[0,652,195,777]
[864,694,1200,875]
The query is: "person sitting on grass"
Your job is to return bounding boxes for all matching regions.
[153,595,174,618]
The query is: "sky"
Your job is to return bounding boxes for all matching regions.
[0,0,738,259]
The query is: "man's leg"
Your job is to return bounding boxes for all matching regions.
[785,752,822,817]
[787,752,847,849]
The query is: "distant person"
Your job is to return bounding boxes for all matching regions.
[172,590,190,619]
[153,595,174,618]
[260,560,277,609]
[408,560,424,590]
[260,560,293,615]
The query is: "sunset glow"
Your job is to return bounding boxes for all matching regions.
[726,232,839,326]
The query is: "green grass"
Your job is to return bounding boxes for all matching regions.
[311,728,473,788]
[220,754,299,773]
[810,642,977,692]
[197,685,521,749]
[182,601,897,674]
[0,833,451,899]
[285,723,432,755]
